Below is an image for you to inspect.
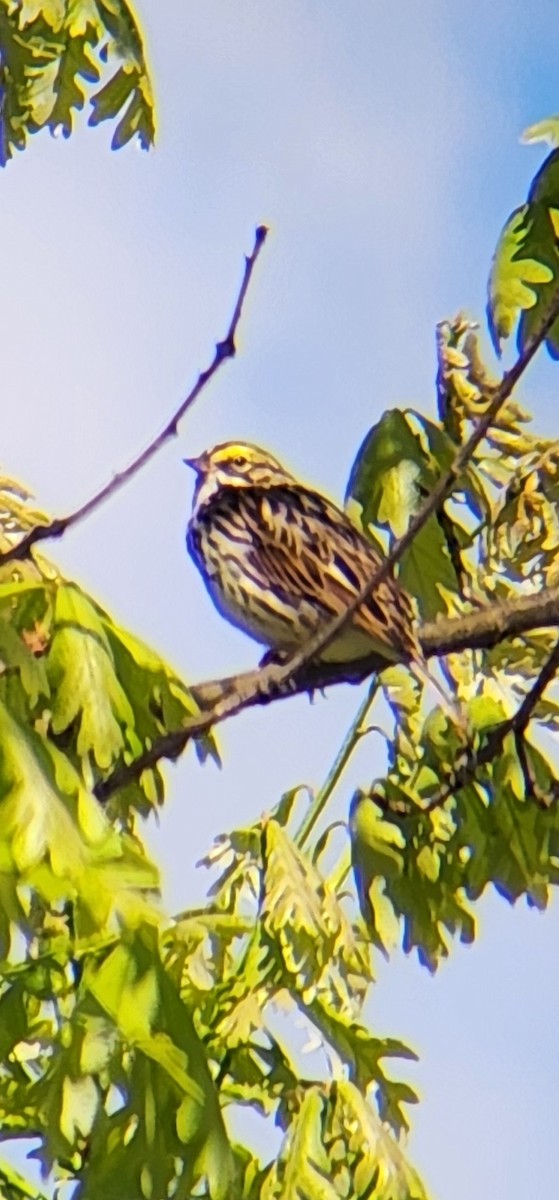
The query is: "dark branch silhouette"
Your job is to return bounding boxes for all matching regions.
[0,225,268,567]
[94,582,559,801]
[91,277,559,802]
[2,219,558,809]
[242,279,559,689]
[96,274,559,804]
[382,637,559,821]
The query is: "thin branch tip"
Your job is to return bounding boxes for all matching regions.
[12,217,559,808]
[260,277,559,688]
[0,228,268,568]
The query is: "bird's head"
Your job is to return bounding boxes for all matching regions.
[184,441,296,506]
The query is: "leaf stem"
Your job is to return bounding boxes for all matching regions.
[0,1160,50,1200]
[295,680,380,851]
[326,844,352,891]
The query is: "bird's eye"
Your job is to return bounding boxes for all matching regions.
[233,455,246,468]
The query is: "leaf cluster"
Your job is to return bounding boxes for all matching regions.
[4,43,559,1199]
[0,0,154,165]
[341,153,559,975]
[345,299,559,967]
[0,484,425,1196]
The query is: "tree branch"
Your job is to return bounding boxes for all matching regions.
[12,233,551,806]
[98,281,548,809]
[386,636,559,821]
[0,226,268,567]
[94,582,559,801]
[253,279,559,687]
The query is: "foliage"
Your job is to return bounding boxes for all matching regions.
[487,130,559,355]
[4,10,559,1198]
[345,304,559,967]
[0,0,154,165]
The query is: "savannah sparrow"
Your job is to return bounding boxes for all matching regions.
[185,441,420,668]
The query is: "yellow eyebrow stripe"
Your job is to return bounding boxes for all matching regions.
[211,443,260,464]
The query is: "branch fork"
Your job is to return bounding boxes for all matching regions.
[3,223,559,806]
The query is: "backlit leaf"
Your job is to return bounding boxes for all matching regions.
[0,0,154,165]
[346,409,461,616]
[47,584,133,770]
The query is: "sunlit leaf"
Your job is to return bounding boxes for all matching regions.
[85,935,234,1199]
[262,1083,429,1199]
[261,1087,338,1200]
[0,1160,50,1200]
[346,409,461,616]
[262,820,342,994]
[47,584,133,770]
[488,149,559,355]
[487,207,554,352]
[0,0,154,165]
[522,116,559,148]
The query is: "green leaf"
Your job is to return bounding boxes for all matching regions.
[346,409,423,523]
[487,206,554,352]
[262,1087,339,1200]
[346,409,461,616]
[350,795,407,954]
[487,149,559,355]
[0,980,28,1063]
[88,62,136,124]
[263,1083,429,1200]
[397,519,458,620]
[305,997,418,1135]
[216,1039,300,1120]
[111,71,154,151]
[104,618,219,769]
[0,693,160,936]
[328,1080,428,1200]
[262,820,345,997]
[350,795,406,877]
[232,1145,270,1200]
[19,1,66,28]
[48,35,100,138]
[0,1160,50,1200]
[85,935,234,1200]
[88,39,154,151]
[47,584,133,770]
[350,778,477,971]
[0,612,50,707]
[521,116,559,148]
[0,0,154,165]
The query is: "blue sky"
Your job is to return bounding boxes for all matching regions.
[3,2,559,1196]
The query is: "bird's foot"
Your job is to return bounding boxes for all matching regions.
[258,647,290,669]
[258,648,298,699]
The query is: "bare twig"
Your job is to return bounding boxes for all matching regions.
[0,226,269,567]
[97,281,558,806]
[19,263,545,804]
[169,284,559,764]
[95,283,559,805]
[267,280,559,684]
[94,582,559,801]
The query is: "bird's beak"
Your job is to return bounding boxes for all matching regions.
[183,454,204,476]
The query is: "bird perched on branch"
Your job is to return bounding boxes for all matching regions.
[184,441,420,669]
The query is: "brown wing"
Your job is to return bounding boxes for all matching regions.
[210,484,419,662]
